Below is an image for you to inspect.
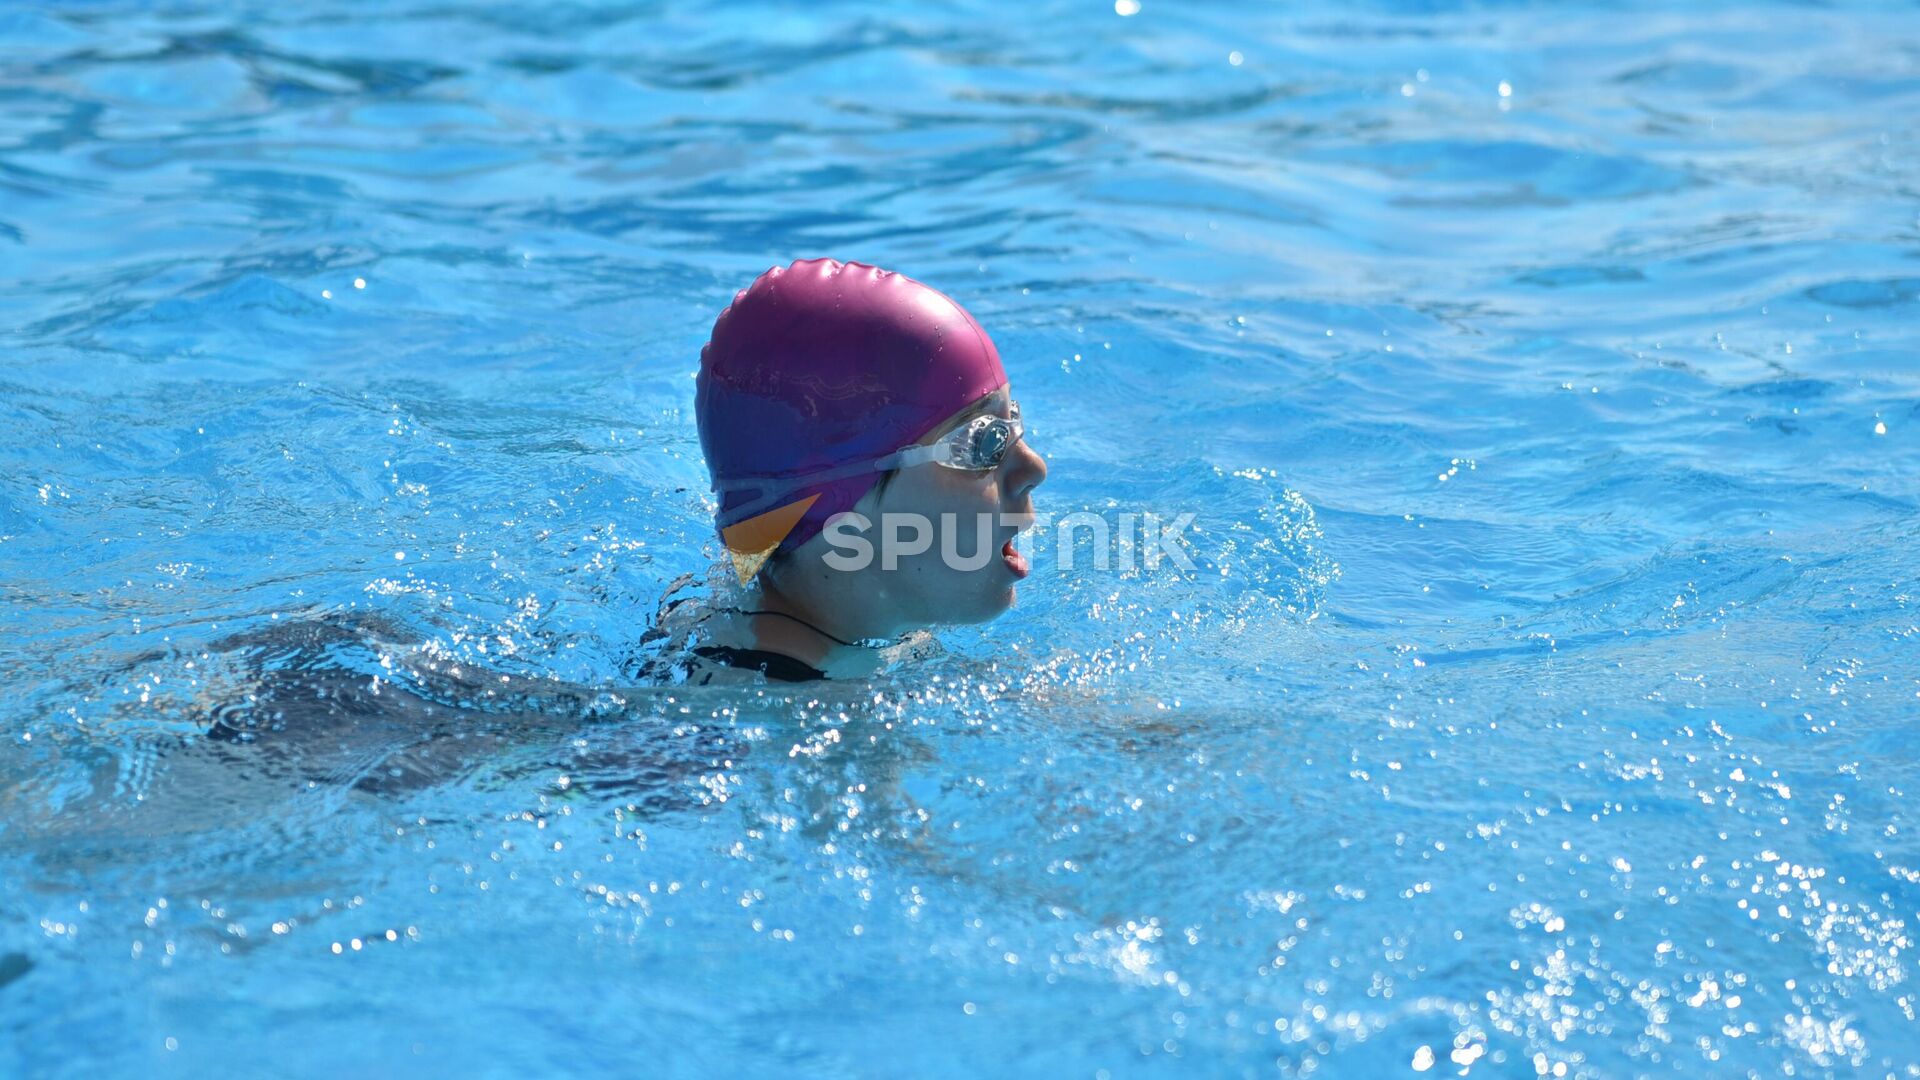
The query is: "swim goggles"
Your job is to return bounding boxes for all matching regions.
[893,400,1024,472]
[714,401,1024,519]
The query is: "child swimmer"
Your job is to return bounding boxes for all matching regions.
[683,258,1047,682]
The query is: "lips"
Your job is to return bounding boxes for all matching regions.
[996,508,1036,580]
[1001,535,1029,579]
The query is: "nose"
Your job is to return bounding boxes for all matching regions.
[1003,433,1047,501]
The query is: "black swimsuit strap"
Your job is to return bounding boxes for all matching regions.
[727,607,875,649]
[692,644,827,683]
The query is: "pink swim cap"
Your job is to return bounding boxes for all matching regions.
[696,258,1008,559]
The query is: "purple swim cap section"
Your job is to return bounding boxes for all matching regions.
[696,258,1008,555]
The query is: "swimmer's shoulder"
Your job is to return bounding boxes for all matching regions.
[633,642,824,685]
[691,644,827,683]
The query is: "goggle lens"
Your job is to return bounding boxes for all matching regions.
[947,403,1021,471]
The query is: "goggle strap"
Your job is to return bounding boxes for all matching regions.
[712,453,909,521]
[710,409,1018,520]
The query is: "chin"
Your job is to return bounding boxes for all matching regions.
[936,582,1015,627]
[977,583,1017,621]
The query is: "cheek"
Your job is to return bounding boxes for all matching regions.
[890,471,998,521]
[941,470,1005,514]
[878,473,1004,588]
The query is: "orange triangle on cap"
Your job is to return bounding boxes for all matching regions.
[720,493,820,585]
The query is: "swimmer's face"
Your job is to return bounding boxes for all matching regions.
[860,388,1047,629]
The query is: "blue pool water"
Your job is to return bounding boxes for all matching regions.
[4,0,1919,1074]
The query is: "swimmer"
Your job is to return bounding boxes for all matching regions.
[683,258,1047,682]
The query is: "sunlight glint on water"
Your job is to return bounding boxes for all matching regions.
[1,1,1918,1075]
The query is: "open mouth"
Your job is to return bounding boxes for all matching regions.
[1000,514,1034,579]
[1001,535,1029,579]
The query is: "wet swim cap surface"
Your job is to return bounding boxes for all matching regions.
[696,258,1009,558]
